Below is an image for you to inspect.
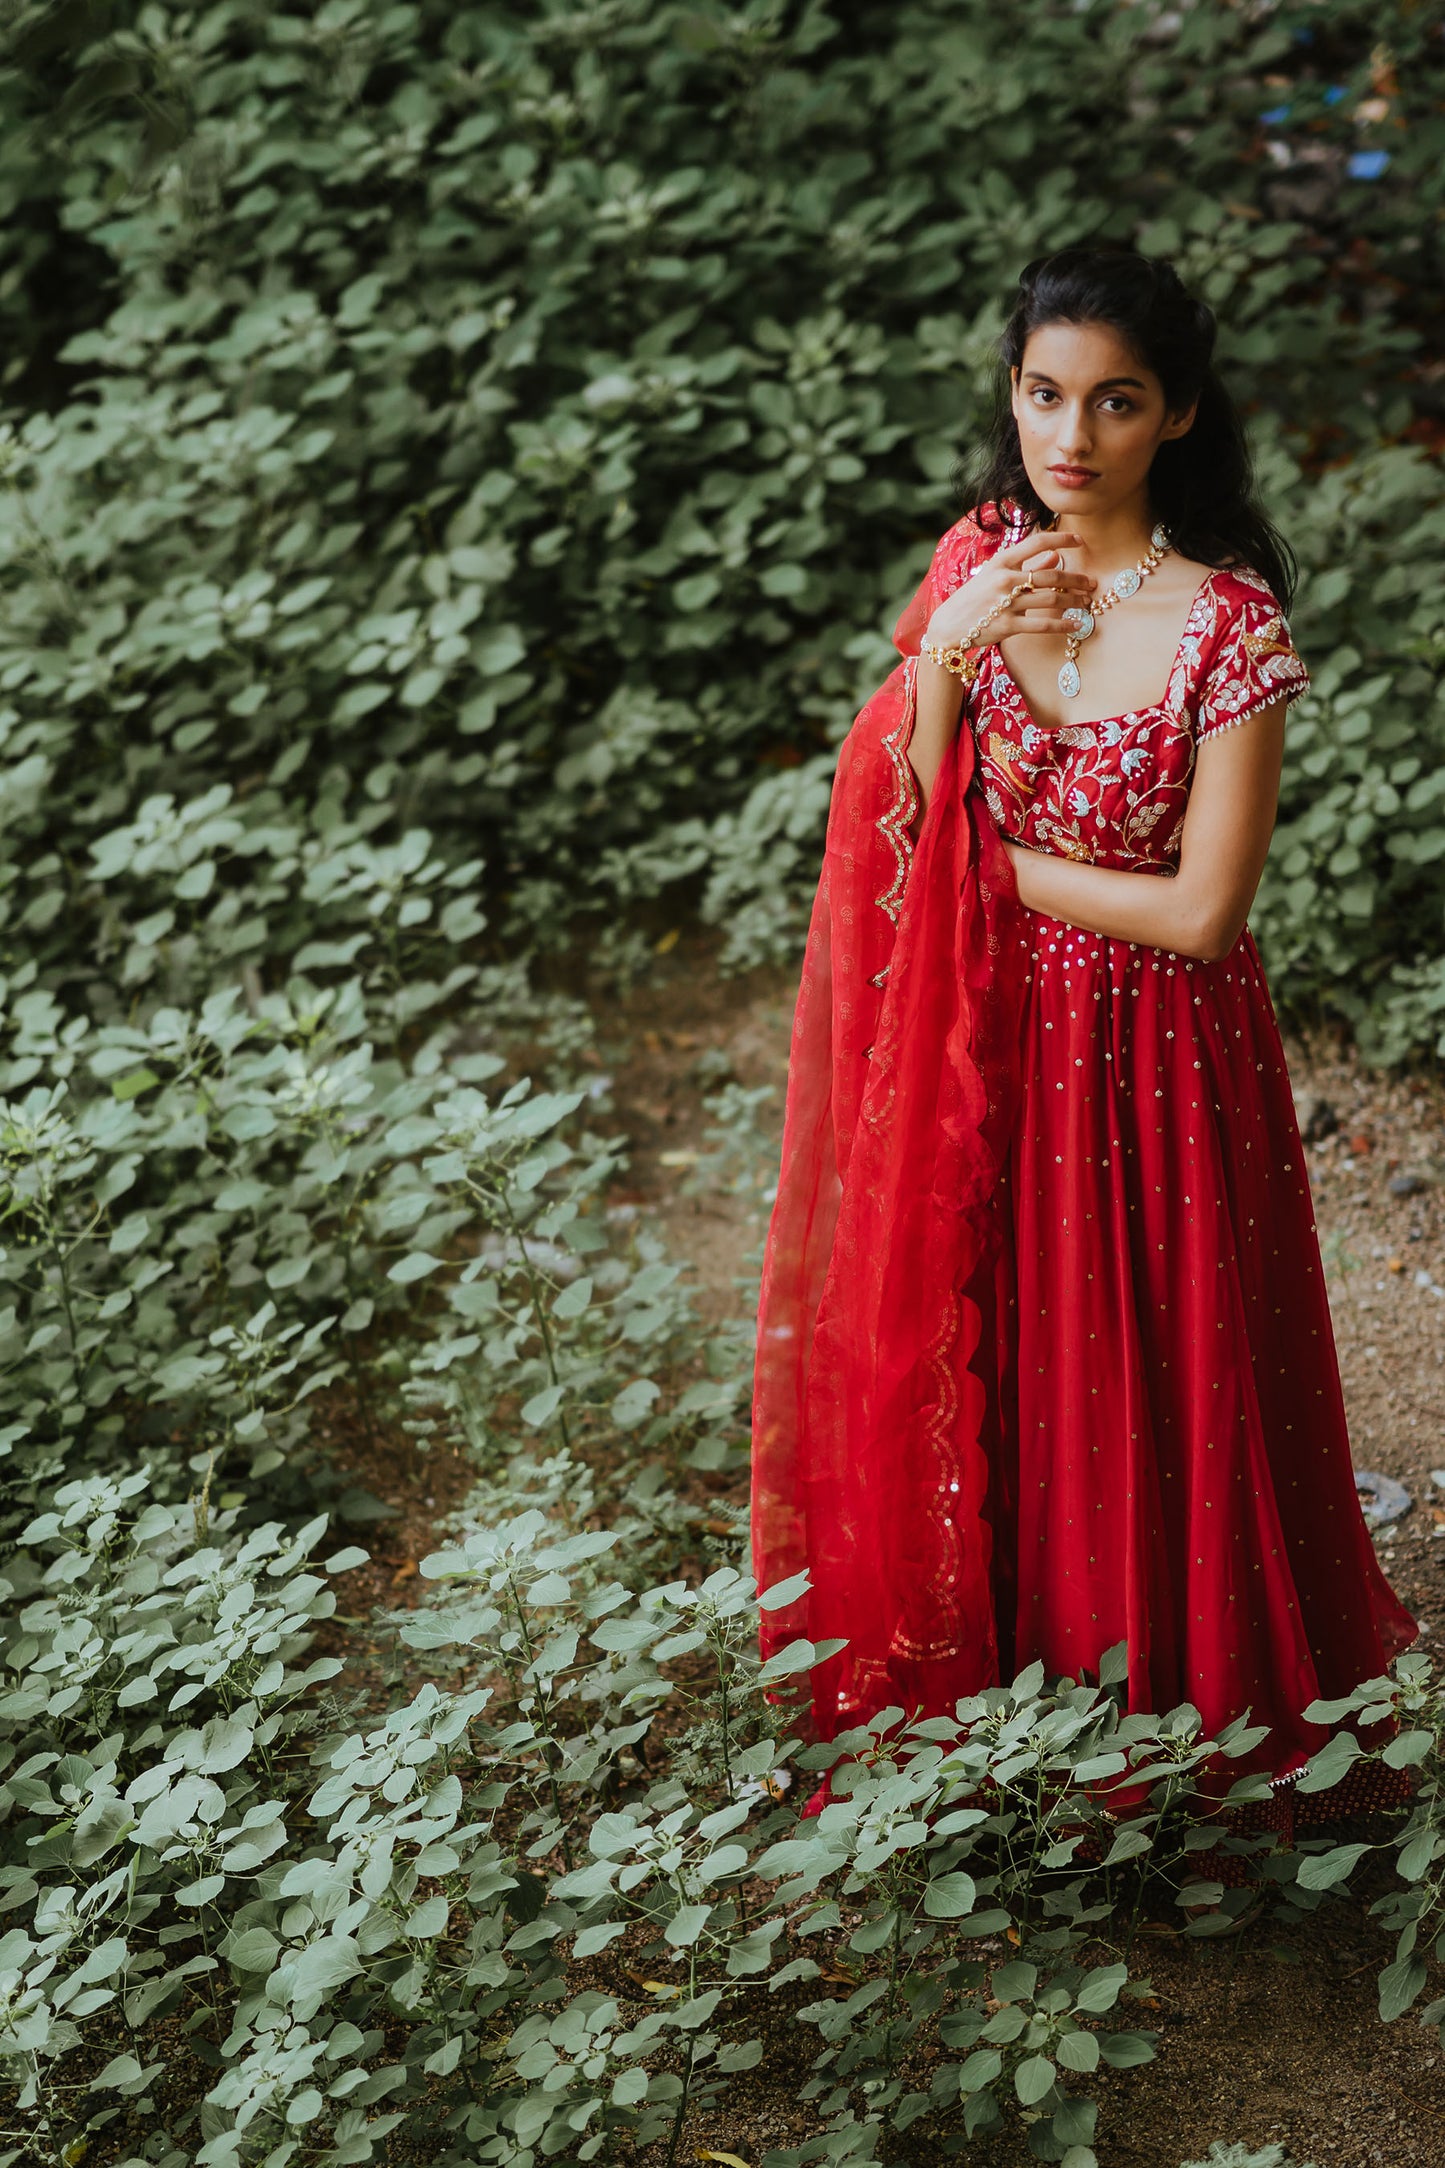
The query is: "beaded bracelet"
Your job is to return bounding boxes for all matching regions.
[919,587,1017,683]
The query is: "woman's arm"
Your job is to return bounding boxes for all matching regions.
[1003,700,1288,963]
[908,659,966,812]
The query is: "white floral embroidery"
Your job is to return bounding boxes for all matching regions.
[969,552,1311,871]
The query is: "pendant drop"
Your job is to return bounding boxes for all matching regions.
[1062,606,1095,640]
[1057,658,1081,698]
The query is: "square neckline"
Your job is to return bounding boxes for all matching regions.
[982,559,1221,737]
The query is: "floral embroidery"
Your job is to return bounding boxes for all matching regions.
[968,557,1311,873]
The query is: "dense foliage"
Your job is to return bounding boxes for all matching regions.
[0,0,1440,1041]
[0,2,1442,2162]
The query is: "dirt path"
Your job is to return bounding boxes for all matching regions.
[589,929,1445,2167]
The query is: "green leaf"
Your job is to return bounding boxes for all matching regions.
[955,2048,1003,2093]
[760,562,807,597]
[923,1872,978,1918]
[111,1069,160,1101]
[664,1903,713,1947]
[553,1275,593,1319]
[1379,1955,1428,2023]
[1014,2054,1056,2105]
[1382,1729,1433,1768]
[1294,1730,1362,1792]
[1098,2030,1156,2068]
[575,1922,629,1958]
[1056,2028,1100,2072]
[611,1378,660,1428]
[1295,1840,1371,1891]
[225,1928,282,1973]
[1073,1963,1126,2013]
[991,1961,1037,2003]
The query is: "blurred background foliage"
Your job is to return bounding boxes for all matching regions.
[0,0,1440,1051]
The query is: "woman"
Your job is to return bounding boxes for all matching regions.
[750,246,1416,1803]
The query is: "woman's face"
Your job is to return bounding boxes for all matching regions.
[1009,318,1197,520]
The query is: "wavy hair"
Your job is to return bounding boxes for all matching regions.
[959,243,1298,608]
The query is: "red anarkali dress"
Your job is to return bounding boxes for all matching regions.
[751,500,1416,1793]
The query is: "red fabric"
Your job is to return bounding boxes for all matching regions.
[750,509,1031,1732]
[751,499,1417,1784]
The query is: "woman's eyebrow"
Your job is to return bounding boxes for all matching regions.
[1022,370,1149,390]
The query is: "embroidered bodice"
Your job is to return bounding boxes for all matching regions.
[935,521,1312,872]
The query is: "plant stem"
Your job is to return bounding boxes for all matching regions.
[497,1187,572,1453]
[506,1572,573,1869]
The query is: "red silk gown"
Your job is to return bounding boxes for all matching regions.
[750,499,1416,1794]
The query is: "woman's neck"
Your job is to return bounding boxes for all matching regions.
[1036,501,1158,574]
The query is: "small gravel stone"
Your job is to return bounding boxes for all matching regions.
[1294,1089,1339,1142]
[1354,1470,1412,1524]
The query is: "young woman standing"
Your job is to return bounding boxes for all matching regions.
[750,246,1415,1804]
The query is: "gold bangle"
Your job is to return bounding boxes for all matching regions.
[921,637,984,684]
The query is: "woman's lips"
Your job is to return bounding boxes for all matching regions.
[1050,466,1099,488]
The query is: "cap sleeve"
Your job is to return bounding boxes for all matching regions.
[1196,570,1311,742]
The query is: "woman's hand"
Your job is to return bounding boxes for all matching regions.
[909,531,1099,812]
[923,528,1097,654]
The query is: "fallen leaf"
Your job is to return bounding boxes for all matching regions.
[654,928,681,954]
[696,2154,753,2168]
[1348,1131,1373,1154]
[391,1560,418,1582]
[658,1149,700,1167]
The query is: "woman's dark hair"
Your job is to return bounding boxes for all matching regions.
[961,243,1298,609]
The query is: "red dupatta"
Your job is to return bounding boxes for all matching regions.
[750,504,1033,1739]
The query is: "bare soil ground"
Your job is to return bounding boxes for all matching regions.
[580,930,1445,2168]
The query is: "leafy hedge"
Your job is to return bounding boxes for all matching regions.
[0,0,1440,1046]
[0,4,1443,2162]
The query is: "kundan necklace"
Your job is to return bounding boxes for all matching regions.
[1055,520,1173,698]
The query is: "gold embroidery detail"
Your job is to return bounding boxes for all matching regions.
[875,656,919,927]
[887,1283,972,1664]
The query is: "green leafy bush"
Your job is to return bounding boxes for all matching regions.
[0,0,1439,1043]
[0,3,1442,2160]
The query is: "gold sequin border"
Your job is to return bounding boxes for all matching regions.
[872,656,919,963]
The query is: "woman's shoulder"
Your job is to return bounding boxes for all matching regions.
[1192,559,1302,663]
[1189,560,1310,737]
[1199,558,1290,614]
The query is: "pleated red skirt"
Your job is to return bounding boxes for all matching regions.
[976,911,1418,1786]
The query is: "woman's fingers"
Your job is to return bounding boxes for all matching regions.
[998,529,1084,564]
[1012,579,1093,609]
[999,616,1076,639]
[996,597,1083,637]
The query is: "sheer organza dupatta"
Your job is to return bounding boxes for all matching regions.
[750,513,1030,1739]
